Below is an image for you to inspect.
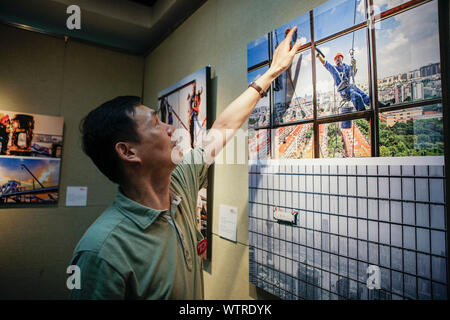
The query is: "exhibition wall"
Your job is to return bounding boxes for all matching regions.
[0,24,143,299]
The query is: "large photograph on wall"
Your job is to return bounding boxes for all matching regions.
[246,0,447,300]
[0,110,63,205]
[157,66,212,260]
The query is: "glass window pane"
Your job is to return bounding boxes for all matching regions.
[379,222,390,245]
[430,205,445,230]
[372,0,409,15]
[331,254,339,273]
[431,256,447,283]
[314,0,366,41]
[390,201,402,223]
[391,247,403,271]
[379,105,444,157]
[348,217,357,238]
[369,242,378,265]
[416,203,429,227]
[368,221,378,242]
[416,228,430,253]
[404,274,417,300]
[339,236,347,256]
[349,238,357,259]
[418,278,431,300]
[380,267,391,292]
[272,12,311,53]
[248,129,270,160]
[273,123,313,159]
[380,245,390,268]
[339,257,348,276]
[247,34,269,69]
[358,261,368,284]
[349,259,358,280]
[404,250,416,275]
[432,282,448,300]
[358,240,367,261]
[358,219,367,240]
[391,224,402,247]
[273,51,313,125]
[319,119,371,158]
[316,29,370,117]
[431,230,445,256]
[417,253,430,278]
[391,270,403,296]
[248,66,270,128]
[375,1,441,106]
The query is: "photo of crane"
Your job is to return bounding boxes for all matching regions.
[0,157,60,204]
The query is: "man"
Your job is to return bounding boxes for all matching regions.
[69,27,302,299]
[317,51,388,111]
[187,84,203,148]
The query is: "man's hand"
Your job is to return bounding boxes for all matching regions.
[315,47,326,65]
[266,27,302,80]
[317,53,326,65]
[202,26,303,163]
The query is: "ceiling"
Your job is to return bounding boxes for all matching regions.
[0,0,206,54]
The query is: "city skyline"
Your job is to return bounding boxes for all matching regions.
[375,0,440,80]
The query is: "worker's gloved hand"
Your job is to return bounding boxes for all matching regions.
[316,52,325,65]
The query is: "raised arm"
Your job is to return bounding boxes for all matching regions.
[202,27,302,162]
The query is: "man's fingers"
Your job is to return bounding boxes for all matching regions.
[282,26,297,45]
[290,40,302,55]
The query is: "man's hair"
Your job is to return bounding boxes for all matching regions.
[80,96,142,184]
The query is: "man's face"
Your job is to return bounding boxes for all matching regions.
[336,56,343,66]
[131,105,181,172]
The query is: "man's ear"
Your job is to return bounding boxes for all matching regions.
[115,142,140,164]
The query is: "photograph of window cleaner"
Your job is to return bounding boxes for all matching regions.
[158,66,211,259]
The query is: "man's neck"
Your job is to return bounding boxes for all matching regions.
[121,170,172,211]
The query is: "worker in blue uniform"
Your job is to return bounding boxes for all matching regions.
[316,51,388,111]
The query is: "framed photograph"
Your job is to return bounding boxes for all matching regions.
[246,0,447,301]
[157,66,213,260]
[0,110,63,205]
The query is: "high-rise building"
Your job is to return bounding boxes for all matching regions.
[395,84,404,104]
[420,62,440,77]
[412,81,424,100]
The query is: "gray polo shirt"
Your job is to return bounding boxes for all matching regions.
[69,148,209,299]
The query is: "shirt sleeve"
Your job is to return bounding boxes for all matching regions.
[324,61,334,74]
[69,251,126,300]
[171,148,209,204]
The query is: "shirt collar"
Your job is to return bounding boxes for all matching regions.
[113,188,181,230]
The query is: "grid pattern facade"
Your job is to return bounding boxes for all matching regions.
[248,160,448,300]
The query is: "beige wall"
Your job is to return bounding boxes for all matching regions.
[143,0,326,299]
[0,24,143,299]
